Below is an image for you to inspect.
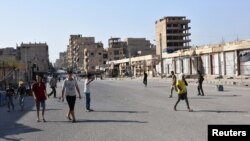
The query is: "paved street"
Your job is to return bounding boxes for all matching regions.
[0,79,250,141]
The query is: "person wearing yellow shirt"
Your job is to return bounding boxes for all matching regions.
[174,73,193,112]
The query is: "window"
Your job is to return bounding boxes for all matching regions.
[114,50,119,55]
[90,52,94,56]
[99,52,102,55]
[103,54,108,59]
[103,61,106,64]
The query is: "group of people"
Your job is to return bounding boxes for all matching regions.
[169,70,204,112]
[5,81,27,112]
[143,70,205,112]
[31,70,95,123]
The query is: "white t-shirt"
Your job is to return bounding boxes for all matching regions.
[84,79,91,93]
[63,78,78,96]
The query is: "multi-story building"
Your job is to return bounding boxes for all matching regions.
[83,42,106,73]
[67,35,98,71]
[16,42,49,78]
[155,16,191,55]
[107,38,126,61]
[0,47,17,81]
[0,47,17,58]
[68,35,81,69]
[54,52,67,69]
[124,38,155,57]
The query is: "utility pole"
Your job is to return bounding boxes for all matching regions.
[160,34,163,78]
[3,61,6,90]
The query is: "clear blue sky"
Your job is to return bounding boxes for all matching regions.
[1,0,250,63]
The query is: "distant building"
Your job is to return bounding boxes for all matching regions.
[155,16,191,55]
[16,42,49,74]
[83,43,107,73]
[54,52,67,69]
[124,38,155,57]
[0,47,17,58]
[107,38,126,61]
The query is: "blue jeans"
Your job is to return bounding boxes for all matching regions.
[85,93,91,110]
[19,95,25,109]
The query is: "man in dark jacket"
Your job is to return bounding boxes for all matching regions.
[197,71,205,96]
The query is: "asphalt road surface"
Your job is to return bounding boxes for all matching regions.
[0,79,250,141]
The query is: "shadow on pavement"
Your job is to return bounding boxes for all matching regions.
[188,97,214,99]
[0,123,42,141]
[194,110,248,113]
[93,110,148,114]
[0,96,42,140]
[29,108,62,112]
[77,119,148,123]
[46,119,148,124]
[207,94,239,97]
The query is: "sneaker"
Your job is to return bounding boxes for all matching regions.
[72,120,76,123]
[37,119,41,122]
[42,119,46,122]
[169,96,173,98]
[188,109,193,112]
[66,116,72,120]
[86,109,94,112]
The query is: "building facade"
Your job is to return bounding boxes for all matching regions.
[159,40,250,78]
[155,16,191,55]
[16,42,49,80]
[54,52,67,69]
[83,43,107,73]
[107,38,126,61]
[124,38,155,57]
[107,55,159,77]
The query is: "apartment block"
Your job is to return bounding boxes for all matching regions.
[83,42,107,73]
[155,16,191,55]
[107,38,126,61]
[54,52,67,69]
[124,38,155,57]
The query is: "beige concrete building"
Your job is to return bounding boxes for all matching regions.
[16,42,49,80]
[160,39,250,78]
[107,38,126,61]
[83,43,107,73]
[107,55,159,77]
[0,47,17,57]
[67,35,101,72]
[54,52,67,69]
[124,38,155,57]
[155,16,191,55]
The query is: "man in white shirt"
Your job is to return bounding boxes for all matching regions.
[84,73,95,112]
[61,70,81,122]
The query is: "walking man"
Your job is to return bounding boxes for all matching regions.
[84,73,95,112]
[169,71,177,98]
[61,70,82,123]
[48,75,57,98]
[143,71,148,87]
[6,84,15,112]
[32,74,47,122]
[174,73,193,112]
[17,81,26,111]
[197,70,205,96]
